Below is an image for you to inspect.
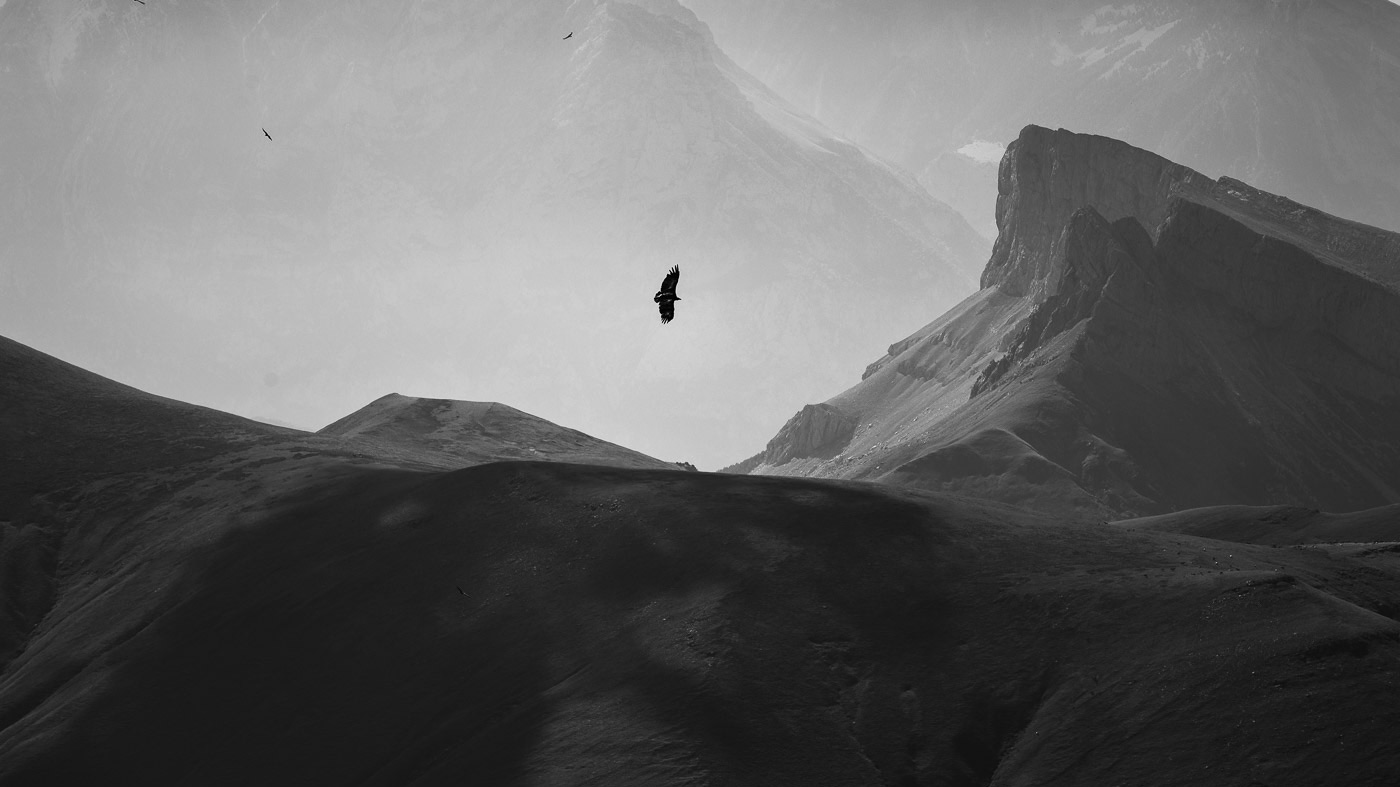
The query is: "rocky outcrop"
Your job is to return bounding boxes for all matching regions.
[982,126,1213,297]
[983,125,1400,299]
[760,403,857,466]
[743,126,1400,518]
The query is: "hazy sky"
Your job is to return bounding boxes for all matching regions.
[0,0,986,470]
[4,0,1400,470]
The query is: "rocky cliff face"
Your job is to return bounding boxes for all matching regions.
[746,125,1400,518]
[982,126,1213,297]
[756,403,857,466]
[983,125,1400,298]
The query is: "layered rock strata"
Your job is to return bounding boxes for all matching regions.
[743,125,1400,518]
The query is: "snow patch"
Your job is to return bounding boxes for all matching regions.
[1079,19,1179,70]
[1080,4,1141,35]
[1123,19,1179,50]
[956,140,1006,165]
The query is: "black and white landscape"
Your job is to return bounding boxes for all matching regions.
[2,0,1400,784]
[686,0,1400,238]
[0,0,986,469]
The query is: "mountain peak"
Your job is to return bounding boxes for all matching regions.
[983,125,1211,296]
[983,124,1400,299]
[318,393,677,471]
[743,127,1400,518]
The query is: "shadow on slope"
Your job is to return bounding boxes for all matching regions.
[1,462,1398,785]
[1118,502,1400,546]
[0,335,296,510]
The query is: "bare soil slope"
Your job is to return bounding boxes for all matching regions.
[2,336,1399,785]
[1118,503,1400,546]
[2,463,1399,785]
[319,393,678,471]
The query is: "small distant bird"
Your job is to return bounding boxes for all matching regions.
[456,586,467,596]
[133,0,145,4]
[262,128,272,141]
[563,32,573,40]
[654,265,681,324]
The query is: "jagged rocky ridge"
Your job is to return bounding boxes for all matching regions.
[740,125,1400,518]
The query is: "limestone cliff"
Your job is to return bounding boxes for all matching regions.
[741,125,1400,518]
[982,125,1400,298]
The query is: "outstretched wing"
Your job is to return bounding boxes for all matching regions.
[658,300,674,324]
[658,265,680,296]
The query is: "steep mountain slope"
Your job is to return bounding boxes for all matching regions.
[684,0,1400,238]
[0,0,986,470]
[2,339,1399,784]
[741,126,1400,519]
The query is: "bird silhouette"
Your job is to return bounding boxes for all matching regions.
[456,586,467,596]
[654,265,681,324]
[563,32,573,40]
[262,128,272,141]
[133,0,145,4]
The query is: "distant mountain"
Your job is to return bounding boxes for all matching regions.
[738,126,1400,519]
[683,0,1400,238]
[0,330,672,665]
[0,334,676,485]
[0,0,987,470]
[319,393,677,470]
[3,333,1400,783]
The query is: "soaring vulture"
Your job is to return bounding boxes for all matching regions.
[654,266,681,323]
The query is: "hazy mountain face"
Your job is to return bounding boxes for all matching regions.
[742,126,1400,519]
[0,0,987,470]
[682,0,1400,238]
